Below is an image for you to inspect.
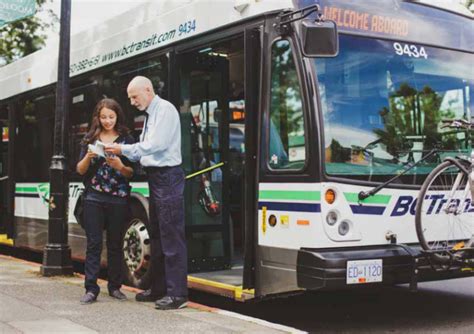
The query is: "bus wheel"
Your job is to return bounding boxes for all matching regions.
[122,202,152,289]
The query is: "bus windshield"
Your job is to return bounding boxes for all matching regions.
[315,35,473,183]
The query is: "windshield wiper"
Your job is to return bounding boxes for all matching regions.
[358,149,438,201]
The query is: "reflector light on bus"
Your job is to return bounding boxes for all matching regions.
[325,189,336,204]
[268,215,277,227]
[297,220,310,226]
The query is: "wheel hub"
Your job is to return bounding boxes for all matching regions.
[123,219,151,279]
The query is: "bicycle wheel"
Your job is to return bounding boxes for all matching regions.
[415,160,474,263]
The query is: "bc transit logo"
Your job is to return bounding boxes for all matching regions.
[37,183,50,205]
[390,195,474,217]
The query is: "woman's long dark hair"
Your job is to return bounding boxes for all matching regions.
[82,98,129,145]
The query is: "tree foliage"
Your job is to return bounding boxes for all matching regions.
[374,83,457,161]
[464,0,474,11]
[0,0,57,66]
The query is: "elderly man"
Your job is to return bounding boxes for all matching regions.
[105,76,187,310]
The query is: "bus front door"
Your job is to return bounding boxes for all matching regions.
[177,46,232,273]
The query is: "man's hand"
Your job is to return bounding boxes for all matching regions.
[105,143,122,156]
[105,155,124,171]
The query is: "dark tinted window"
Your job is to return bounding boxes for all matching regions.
[103,56,169,139]
[102,56,169,178]
[16,95,55,181]
[70,79,102,177]
[70,55,169,178]
[0,105,9,177]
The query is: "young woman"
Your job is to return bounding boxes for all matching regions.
[76,98,135,305]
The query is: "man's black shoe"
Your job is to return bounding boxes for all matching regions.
[135,289,164,302]
[80,291,97,305]
[155,296,188,310]
[109,289,127,301]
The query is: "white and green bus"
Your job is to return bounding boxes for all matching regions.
[0,0,472,300]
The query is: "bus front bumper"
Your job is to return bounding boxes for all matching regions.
[297,244,474,290]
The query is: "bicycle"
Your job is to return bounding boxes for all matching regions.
[415,118,474,265]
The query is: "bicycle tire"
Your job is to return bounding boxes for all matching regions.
[415,160,474,263]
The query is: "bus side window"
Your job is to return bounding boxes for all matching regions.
[268,39,306,170]
[70,81,100,176]
[102,55,169,177]
[16,96,54,181]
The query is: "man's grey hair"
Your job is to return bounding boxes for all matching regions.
[128,76,154,93]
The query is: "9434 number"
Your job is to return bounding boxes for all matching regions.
[178,19,196,36]
[393,42,428,59]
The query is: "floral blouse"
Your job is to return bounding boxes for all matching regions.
[79,134,135,198]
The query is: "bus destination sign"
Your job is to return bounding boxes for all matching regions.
[322,6,409,37]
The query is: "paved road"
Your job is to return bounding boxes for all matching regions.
[194,277,474,333]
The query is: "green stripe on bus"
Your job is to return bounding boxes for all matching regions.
[132,188,149,196]
[259,190,321,201]
[344,192,391,204]
[15,187,37,193]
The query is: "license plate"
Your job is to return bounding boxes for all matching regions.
[346,259,383,284]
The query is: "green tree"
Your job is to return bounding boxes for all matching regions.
[463,0,474,12]
[374,83,458,161]
[270,40,304,154]
[0,0,57,66]
[373,83,417,160]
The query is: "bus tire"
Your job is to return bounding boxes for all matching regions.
[122,200,152,289]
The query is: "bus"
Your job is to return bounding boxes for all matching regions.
[0,0,473,301]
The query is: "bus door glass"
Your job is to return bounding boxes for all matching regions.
[255,28,318,296]
[178,36,246,273]
[0,105,9,233]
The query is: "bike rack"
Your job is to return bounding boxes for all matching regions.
[388,240,474,293]
[395,243,420,292]
[387,234,420,292]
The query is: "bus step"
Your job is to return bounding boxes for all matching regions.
[187,275,254,302]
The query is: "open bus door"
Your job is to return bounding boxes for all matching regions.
[242,25,263,292]
[175,34,259,300]
[0,104,14,244]
[177,47,233,273]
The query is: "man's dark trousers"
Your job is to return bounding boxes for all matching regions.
[147,166,187,297]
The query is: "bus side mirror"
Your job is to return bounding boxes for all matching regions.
[301,19,339,57]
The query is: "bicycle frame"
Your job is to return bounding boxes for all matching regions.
[443,157,471,215]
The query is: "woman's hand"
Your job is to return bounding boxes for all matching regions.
[86,149,98,160]
[105,155,133,178]
[105,155,124,171]
[77,149,97,175]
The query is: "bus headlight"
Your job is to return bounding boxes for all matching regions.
[338,220,350,236]
[326,210,338,226]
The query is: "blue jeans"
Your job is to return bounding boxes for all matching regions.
[83,199,128,295]
[146,166,187,297]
